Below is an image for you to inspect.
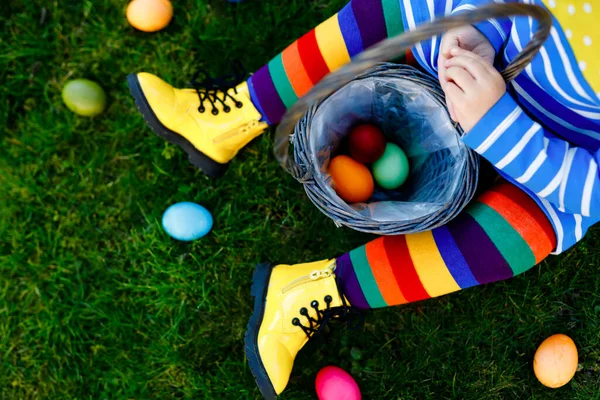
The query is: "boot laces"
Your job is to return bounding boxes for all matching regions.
[190,61,246,116]
[291,289,363,339]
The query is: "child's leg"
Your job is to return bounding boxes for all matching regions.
[337,181,556,309]
[248,0,411,125]
[129,0,410,175]
[245,181,556,397]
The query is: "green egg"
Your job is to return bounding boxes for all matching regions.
[372,143,410,190]
[62,79,107,117]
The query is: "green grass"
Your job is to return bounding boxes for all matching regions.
[2,1,600,398]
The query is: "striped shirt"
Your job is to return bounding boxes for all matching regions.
[402,0,600,253]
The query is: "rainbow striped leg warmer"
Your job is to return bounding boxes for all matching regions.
[337,182,557,309]
[247,0,413,125]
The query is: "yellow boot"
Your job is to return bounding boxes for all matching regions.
[127,70,268,177]
[244,260,354,399]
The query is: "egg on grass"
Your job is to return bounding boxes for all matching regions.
[162,202,213,241]
[62,79,107,117]
[534,334,578,388]
[315,366,361,400]
[127,0,173,32]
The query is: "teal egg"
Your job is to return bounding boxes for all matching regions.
[162,202,213,241]
[372,143,410,190]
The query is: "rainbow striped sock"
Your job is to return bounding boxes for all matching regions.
[248,0,410,125]
[336,182,557,309]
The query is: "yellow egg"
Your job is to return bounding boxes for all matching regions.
[126,0,173,32]
[329,155,374,203]
[534,334,578,388]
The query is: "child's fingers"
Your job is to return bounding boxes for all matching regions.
[445,67,475,91]
[450,47,494,68]
[450,46,479,58]
[448,98,458,121]
[440,33,459,58]
[445,81,464,96]
[444,83,463,122]
[439,68,457,120]
[438,57,448,84]
[445,56,488,80]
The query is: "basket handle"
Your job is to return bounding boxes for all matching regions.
[274,2,552,179]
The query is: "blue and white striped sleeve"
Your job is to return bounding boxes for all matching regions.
[463,92,600,218]
[451,0,512,54]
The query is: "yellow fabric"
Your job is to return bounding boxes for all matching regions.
[544,0,600,93]
[256,260,342,394]
[405,231,461,297]
[136,73,267,164]
[315,14,351,72]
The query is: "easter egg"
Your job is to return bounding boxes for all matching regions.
[162,202,213,241]
[126,0,173,32]
[372,143,410,190]
[348,124,386,164]
[329,155,374,203]
[61,79,107,117]
[534,334,578,388]
[316,366,361,400]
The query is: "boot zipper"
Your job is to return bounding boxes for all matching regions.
[213,119,263,144]
[281,261,336,294]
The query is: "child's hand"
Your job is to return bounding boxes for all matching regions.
[443,48,506,133]
[438,25,495,121]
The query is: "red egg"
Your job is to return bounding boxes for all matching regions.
[348,124,386,164]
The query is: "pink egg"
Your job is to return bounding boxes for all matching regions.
[316,366,361,400]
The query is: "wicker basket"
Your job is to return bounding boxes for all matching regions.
[274,3,552,235]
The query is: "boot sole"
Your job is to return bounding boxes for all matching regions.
[127,74,229,178]
[244,263,279,400]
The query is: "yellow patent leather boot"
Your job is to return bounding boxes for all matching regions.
[127,71,268,177]
[244,260,353,399]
